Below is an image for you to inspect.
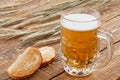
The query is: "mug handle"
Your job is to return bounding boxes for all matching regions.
[95,29,113,70]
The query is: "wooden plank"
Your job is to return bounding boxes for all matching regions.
[51,5,120,79]
[2,15,120,80]
[50,1,120,79]
[0,0,95,79]
[50,16,120,80]
[0,0,120,80]
[52,40,120,80]
[51,2,120,80]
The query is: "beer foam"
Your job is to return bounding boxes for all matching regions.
[61,14,99,31]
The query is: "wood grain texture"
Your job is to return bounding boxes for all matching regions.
[0,0,120,80]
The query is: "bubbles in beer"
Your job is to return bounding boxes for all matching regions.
[61,14,99,31]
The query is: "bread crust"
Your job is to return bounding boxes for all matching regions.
[7,46,56,79]
[7,47,42,79]
[39,46,56,66]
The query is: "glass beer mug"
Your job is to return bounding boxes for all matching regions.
[60,7,113,76]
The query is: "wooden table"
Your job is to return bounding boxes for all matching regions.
[0,0,120,80]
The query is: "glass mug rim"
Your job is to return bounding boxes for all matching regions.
[61,7,101,22]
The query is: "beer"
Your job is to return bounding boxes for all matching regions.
[60,8,113,77]
[61,14,99,68]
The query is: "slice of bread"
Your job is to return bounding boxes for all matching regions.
[39,46,56,66]
[7,47,42,79]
